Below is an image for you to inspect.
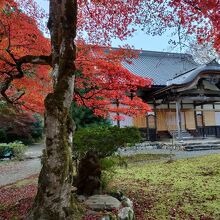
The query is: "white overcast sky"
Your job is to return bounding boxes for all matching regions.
[36,0,179,52]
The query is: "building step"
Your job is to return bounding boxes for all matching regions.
[184,144,220,151]
[169,130,193,139]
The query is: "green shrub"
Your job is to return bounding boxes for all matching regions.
[74,126,141,159]
[100,156,127,189]
[9,141,27,160]
[0,143,10,157]
[74,126,140,192]
[0,141,27,160]
[31,114,44,140]
[71,102,111,128]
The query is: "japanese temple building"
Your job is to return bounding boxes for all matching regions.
[117,50,220,141]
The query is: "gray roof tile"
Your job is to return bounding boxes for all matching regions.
[167,60,220,86]
[122,50,198,85]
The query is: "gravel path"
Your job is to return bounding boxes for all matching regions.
[0,158,41,186]
[1,143,220,187]
[119,148,220,159]
[0,144,43,187]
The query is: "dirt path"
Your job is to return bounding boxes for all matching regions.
[0,158,41,186]
[0,144,43,186]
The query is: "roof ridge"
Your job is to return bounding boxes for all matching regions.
[110,47,193,57]
[139,50,191,57]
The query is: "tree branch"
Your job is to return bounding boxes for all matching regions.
[17,54,52,66]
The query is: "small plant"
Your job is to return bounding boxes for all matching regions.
[0,141,27,160]
[9,141,27,160]
[0,143,11,159]
[100,156,127,190]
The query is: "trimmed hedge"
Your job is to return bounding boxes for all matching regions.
[73,126,141,158]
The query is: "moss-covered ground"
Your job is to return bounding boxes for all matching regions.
[110,154,220,220]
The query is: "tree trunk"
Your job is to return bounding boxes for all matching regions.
[29,0,77,219]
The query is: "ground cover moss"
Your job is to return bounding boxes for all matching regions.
[110,154,220,220]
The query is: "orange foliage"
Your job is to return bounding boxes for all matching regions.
[1,0,219,117]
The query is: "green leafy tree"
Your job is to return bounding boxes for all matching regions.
[70,102,111,128]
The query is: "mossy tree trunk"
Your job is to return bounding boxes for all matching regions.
[29,0,77,219]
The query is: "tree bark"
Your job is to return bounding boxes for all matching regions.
[29,0,77,219]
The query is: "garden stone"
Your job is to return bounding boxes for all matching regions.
[77,195,87,202]
[85,209,99,216]
[101,216,111,220]
[121,197,133,208]
[85,195,121,211]
[118,207,135,220]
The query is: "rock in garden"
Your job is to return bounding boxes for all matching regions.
[118,207,135,220]
[77,195,87,202]
[121,197,133,208]
[85,195,121,211]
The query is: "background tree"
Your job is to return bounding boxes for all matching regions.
[0,104,43,144]
[187,41,220,64]
[71,102,111,128]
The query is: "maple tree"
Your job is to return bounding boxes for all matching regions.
[74,44,151,118]
[141,0,220,53]
[0,3,151,117]
[0,0,51,112]
[168,0,220,52]
[0,0,219,219]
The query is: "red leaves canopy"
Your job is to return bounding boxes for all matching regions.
[0,0,219,117]
[150,0,220,52]
[0,0,151,117]
[75,44,152,117]
[0,0,51,112]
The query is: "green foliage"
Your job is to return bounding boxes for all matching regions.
[74,126,141,158]
[71,102,111,128]
[100,157,117,190]
[0,141,27,160]
[31,114,43,140]
[0,143,9,157]
[100,156,127,189]
[0,104,44,144]
[74,126,140,191]
[0,129,7,143]
[9,141,27,160]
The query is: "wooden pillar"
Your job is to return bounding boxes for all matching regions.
[176,100,182,140]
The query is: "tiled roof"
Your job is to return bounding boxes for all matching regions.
[167,59,220,86]
[122,50,198,85]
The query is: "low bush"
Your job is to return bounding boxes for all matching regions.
[74,126,141,192]
[10,141,27,160]
[0,143,9,158]
[74,126,141,159]
[100,156,127,190]
[0,141,27,160]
